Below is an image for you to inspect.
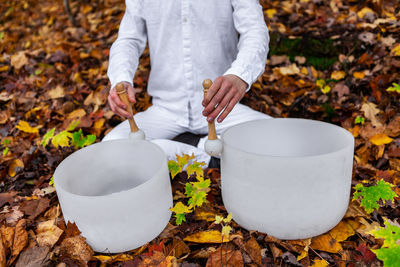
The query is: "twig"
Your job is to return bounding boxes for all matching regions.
[64,0,77,26]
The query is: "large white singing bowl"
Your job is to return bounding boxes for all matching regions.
[54,140,172,253]
[221,118,354,239]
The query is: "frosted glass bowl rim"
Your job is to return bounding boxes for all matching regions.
[221,118,354,159]
[54,139,168,199]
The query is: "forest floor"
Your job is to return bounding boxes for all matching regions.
[0,0,400,266]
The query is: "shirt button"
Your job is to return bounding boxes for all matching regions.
[183,17,188,23]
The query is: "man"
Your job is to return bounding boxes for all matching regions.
[103,0,272,164]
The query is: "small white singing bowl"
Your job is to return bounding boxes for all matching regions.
[54,140,172,253]
[220,118,354,239]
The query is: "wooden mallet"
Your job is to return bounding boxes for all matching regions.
[203,79,223,156]
[115,83,145,140]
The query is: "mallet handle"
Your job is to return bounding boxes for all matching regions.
[115,83,139,133]
[202,79,218,140]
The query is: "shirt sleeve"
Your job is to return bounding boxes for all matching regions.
[223,0,269,92]
[107,0,147,90]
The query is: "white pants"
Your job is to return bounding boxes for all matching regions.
[102,103,272,164]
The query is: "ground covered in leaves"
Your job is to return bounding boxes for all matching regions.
[0,0,400,266]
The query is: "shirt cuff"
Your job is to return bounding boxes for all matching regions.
[223,66,253,92]
[110,74,134,91]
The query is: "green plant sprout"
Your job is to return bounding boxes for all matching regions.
[168,154,209,225]
[355,116,365,125]
[41,119,96,149]
[214,213,233,267]
[49,175,54,187]
[386,83,400,93]
[316,79,331,94]
[368,218,400,267]
[352,179,398,214]
[1,138,11,156]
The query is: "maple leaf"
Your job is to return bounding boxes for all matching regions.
[369,219,400,267]
[223,213,233,223]
[354,116,365,125]
[71,129,96,148]
[170,202,192,225]
[42,128,55,147]
[352,179,398,214]
[221,225,232,238]
[16,120,39,134]
[185,182,195,197]
[176,153,195,169]
[51,131,72,148]
[186,160,206,180]
[168,160,180,179]
[215,215,223,224]
[66,119,80,131]
[188,190,207,207]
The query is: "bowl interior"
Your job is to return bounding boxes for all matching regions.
[54,140,165,196]
[222,119,353,157]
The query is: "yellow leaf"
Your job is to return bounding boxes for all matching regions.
[223,212,233,223]
[170,202,192,214]
[369,133,393,146]
[215,215,223,224]
[67,108,86,120]
[321,85,331,94]
[357,7,375,18]
[391,44,400,56]
[311,259,329,267]
[16,120,39,134]
[184,230,230,243]
[353,71,365,79]
[331,70,346,80]
[194,209,217,222]
[93,254,133,264]
[300,67,308,75]
[348,125,360,138]
[311,233,342,253]
[275,64,300,75]
[8,159,24,177]
[0,65,9,72]
[265,9,276,19]
[221,226,232,238]
[51,131,72,148]
[328,220,358,242]
[36,220,63,247]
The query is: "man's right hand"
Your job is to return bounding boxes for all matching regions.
[108,82,136,118]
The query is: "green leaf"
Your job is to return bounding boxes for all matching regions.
[2,147,9,156]
[1,139,11,145]
[176,153,195,169]
[34,69,42,75]
[168,160,180,179]
[174,213,186,225]
[66,119,80,131]
[355,116,365,125]
[49,175,55,187]
[369,219,400,267]
[83,134,96,147]
[386,83,400,93]
[188,190,207,207]
[0,32,4,40]
[187,161,206,180]
[193,179,210,191]
[185,182,195,198]
[42,128,55,147]
[353,179,398,214]
[51,131,72,148]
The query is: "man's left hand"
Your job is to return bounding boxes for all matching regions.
[202,74,247,123]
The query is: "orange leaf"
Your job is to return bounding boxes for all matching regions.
[369,133,393,146]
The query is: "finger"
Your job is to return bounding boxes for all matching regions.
[108,96,116,113]
[217,94,241,123]
[114,104,131,118]
[110,88,127,109]
[207,90,235,122]
[126,85,136,103]
[203,82,231,116]
[203,77,223,107]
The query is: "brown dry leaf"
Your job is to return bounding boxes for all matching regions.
[64,221,82,238]
[275,64,300,76]
[44,205,61,220]
[169,238,190,258]
[15,246,50,267]
[0,225,15,254]
[11,51,28,70]
[20,197,50,220]
[139,251,178,267]
[93,254,134,264]
[9,219,28,265]
[184,230,230,244]
[356,217,381,237]
[344,199,369,218]
[60,235,94,267]
[5,206,24,225]
[369,133,393,146]
[158,223,179,240]
[0,237,5,267]
[311,233,342,254]
[244,237,262,266]
[0,191,17,208]
[0,111,9,124]
[328,220,359,242]
[47,85,65,99]
[193,206,218,222]
[361,102,383,128]
[36,219,63,247]
[67,108,86,120]
[389,158,400,172]
[206,247,243,267]
[8,159,24,177]
[332,82,350,97]
[331,70,346,80]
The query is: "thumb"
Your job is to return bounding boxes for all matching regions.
[126,84,136,103]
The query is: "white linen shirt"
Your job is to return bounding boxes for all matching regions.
[107,0,269,129]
